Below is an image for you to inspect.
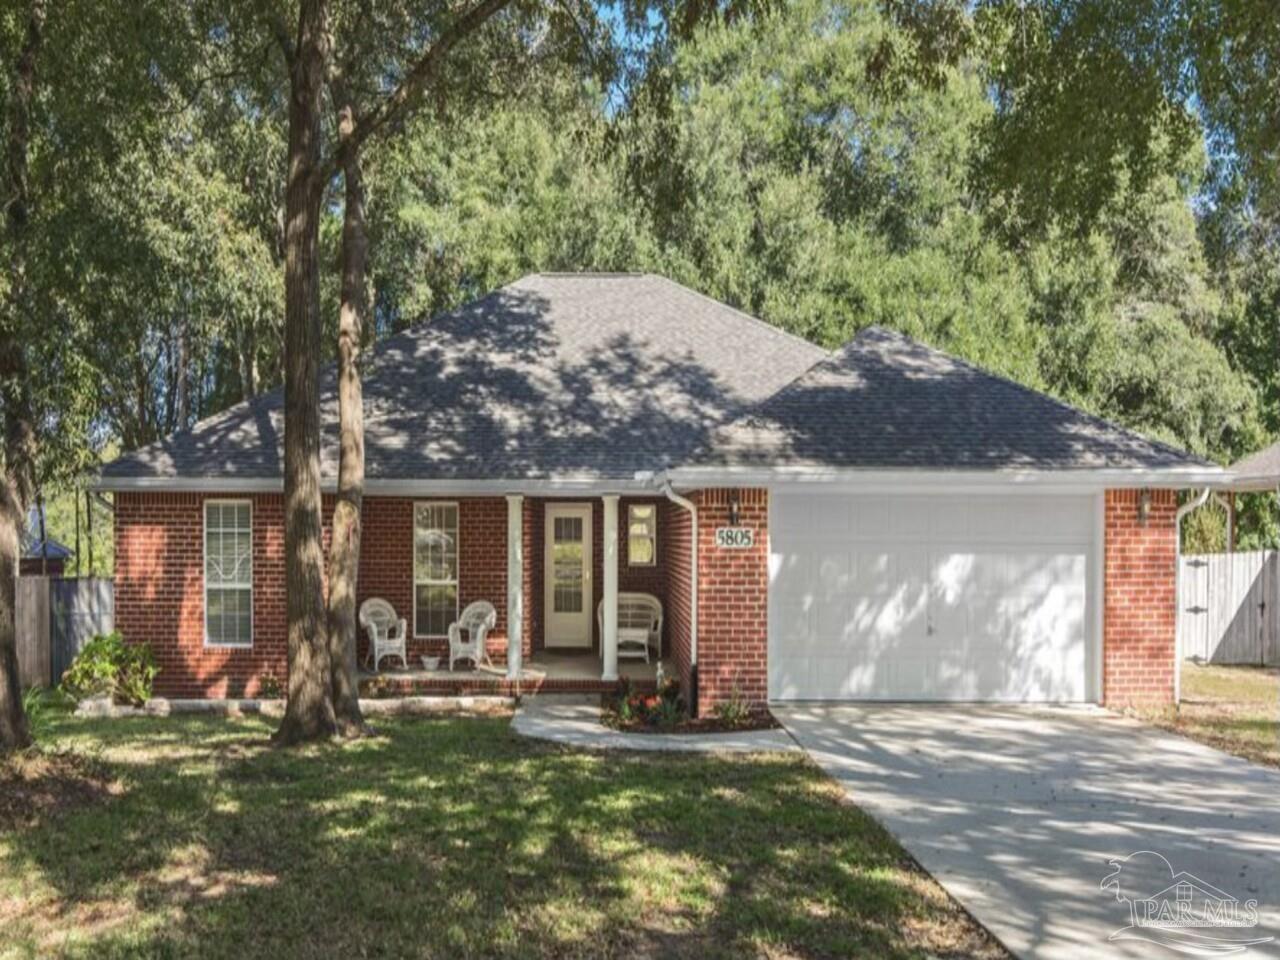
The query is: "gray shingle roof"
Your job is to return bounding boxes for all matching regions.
[1228,441,1280,490]
[23,505,73,560]
[100,274,827,483]
[695,326,1213,472]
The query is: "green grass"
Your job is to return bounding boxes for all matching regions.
[0,707,1003,959]
[1154,663,1280,768]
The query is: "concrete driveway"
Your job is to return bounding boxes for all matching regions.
[777,705,1280,959]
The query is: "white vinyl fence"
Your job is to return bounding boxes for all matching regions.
[1179,550,1279,666]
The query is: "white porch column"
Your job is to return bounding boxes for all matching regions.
[505,494,524,680]
[602,494,620,681]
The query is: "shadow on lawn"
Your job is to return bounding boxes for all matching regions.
[1,715,1001,959]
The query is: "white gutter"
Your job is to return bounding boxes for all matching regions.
[664,465,1233,492]
[659,478,699,711]
[92,474,659,495]
[1174,487,1212,704]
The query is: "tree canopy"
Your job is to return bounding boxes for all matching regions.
[12,0,1279,549]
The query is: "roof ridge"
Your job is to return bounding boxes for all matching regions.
[643,274,828,357]
[535,271,646,278]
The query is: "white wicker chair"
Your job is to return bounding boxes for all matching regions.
[359,598,408,671]
[449,600,497,671]
[596,592,664,662]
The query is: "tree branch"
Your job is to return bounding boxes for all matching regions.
[256,0,297,72]
[321,0,513,178]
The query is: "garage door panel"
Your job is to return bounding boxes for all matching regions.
[770,493,1095,703]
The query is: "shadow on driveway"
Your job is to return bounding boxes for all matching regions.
[777,704,1280,960]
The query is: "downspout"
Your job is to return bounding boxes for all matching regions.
[1174,487,1212,705]
[660,478,699,717]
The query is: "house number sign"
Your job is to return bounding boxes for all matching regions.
[714,527,755,549]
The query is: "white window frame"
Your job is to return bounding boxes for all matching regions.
[413,500,460,639]
[203,498,253,649]
[627,502,658,567]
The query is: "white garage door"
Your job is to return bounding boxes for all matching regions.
[769,493,1098,702]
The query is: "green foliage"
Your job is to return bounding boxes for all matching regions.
[712,681,754,727]
[60,632,158,707]
[19,687,55,744]
[7,0,1277,549]
[612,676,686,727]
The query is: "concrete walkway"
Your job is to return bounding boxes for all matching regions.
[778,704,1280,960]
[512,695,799,753]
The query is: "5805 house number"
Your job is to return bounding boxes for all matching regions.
[714,527,755,549]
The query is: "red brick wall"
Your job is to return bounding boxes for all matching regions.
[114,492,512,698]
[664,499,693,699]
[115,492,287,699]
[694,488,769,714]
[1103,488,1179,706]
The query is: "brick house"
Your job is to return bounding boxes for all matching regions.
[97,274,1226,713]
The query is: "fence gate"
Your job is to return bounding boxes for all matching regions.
[49,577,115,685]
[1179,551,1279,666]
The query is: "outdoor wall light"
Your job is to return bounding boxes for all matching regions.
[1138,488,1152,526]
[729,490,741,526]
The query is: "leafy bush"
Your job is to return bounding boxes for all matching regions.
[613,676,685,728]
[256,672,283,699]
[712,681,753,728]
[60,632,158,706]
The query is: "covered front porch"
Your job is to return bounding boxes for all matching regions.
[355,489,694,698]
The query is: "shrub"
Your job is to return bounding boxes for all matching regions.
[60,632,158,706]
[712,681,753,728]
[652,696,682,728]
[256,672,283,699]
[613,678,685,728]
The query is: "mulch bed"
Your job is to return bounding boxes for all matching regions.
[0,750,117,830]
[600,697,779,735]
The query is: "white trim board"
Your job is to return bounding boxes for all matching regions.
[93,475,660,495]
[97,466,1233,496]
[664,466,1232,493]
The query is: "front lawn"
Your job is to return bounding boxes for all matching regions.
[0,707,1003,959]
[1153,662,1280,768]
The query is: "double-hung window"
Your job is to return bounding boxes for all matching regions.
[204,500,253,647]
[627,503,657,566]
[414,502,459,637]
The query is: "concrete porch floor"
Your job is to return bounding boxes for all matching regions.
[358,651,673,696]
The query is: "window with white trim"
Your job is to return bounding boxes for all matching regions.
[627,503,657,566]
[414,502,459,637]
[204,500,253,647]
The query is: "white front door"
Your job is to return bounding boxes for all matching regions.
[544,504,593,648]
[769,493,1097,702]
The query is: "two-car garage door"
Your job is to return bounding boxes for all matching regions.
[768,493,1099,702]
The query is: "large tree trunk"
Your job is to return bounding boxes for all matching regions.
[0,0,45,753]
[325,132,368,736]
[273,0,336,745]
